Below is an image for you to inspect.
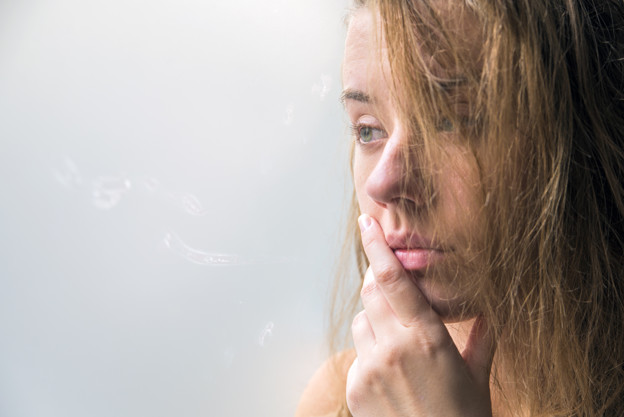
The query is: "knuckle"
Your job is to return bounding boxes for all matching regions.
[378,341,404,368]
[346,384,364,414]
[359,280,378,298]
[374,263,398,285]
[358,360,383,384]
[351,311,366,330]
[346,367,371,414]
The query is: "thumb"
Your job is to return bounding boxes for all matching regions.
[461,315,496,387]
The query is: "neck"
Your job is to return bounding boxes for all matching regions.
[444,317,475,353]
[444,319,516,417]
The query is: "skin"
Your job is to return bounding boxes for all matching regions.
[342,8,496,417]
[345,8,485,321]
[295,5,498,417]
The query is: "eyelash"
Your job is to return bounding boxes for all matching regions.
[437,117,454,132]
[350,117,463,145]
[351,122,387,145]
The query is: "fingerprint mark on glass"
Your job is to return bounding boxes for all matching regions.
[283,104,295,125]
[259,322,274,347]
[163,192,207,216]
[163,232,243,265]
[311,74,332,100]
[179,194,207,216]
[92,176,132,210]
[143,177,160,193]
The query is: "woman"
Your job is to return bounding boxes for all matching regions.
[297,0,624,416]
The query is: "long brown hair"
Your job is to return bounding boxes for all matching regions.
[329,0,624,415]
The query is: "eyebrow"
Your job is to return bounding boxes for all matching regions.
[340,77,466,105]
[436,77,467,92]
[340,89,371,104]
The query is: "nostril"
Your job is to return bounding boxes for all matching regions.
[396,197,429,218]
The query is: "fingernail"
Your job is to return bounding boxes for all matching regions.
[358,214,372,232]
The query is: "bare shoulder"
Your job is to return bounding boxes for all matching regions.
[295,349,356,417]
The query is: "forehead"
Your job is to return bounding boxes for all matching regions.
[344,8,376,59]
[342,9,390,100]
[343,9,373,71]
[342,3,482,85]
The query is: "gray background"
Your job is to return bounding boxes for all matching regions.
[0,0,351,415]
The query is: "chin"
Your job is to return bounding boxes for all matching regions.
[408,270,480,323]
[429,299,479,323]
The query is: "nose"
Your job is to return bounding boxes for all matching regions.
[365,129,424,209]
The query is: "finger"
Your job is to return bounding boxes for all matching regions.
[351,310,376,357]
[359,267,400,338]
[461,315,497,387]
[358,214,438,326]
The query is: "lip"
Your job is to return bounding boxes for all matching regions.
[393,248,445,271]
[385,232,447,271]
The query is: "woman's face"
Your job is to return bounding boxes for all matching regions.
[343,8,484,321]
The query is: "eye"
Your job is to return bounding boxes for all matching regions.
[437,117,454,132]
[352,123,386,144]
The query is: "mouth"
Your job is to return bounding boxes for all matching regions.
[392,248,446,271]
[386,232,447,271]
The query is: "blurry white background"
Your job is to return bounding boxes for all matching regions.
[0,0,350,416]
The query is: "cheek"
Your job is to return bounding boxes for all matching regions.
[437,148,484,234]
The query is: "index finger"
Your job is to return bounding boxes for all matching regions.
[358,214,439,326]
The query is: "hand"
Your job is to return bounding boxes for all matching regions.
[346,214,495,417]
